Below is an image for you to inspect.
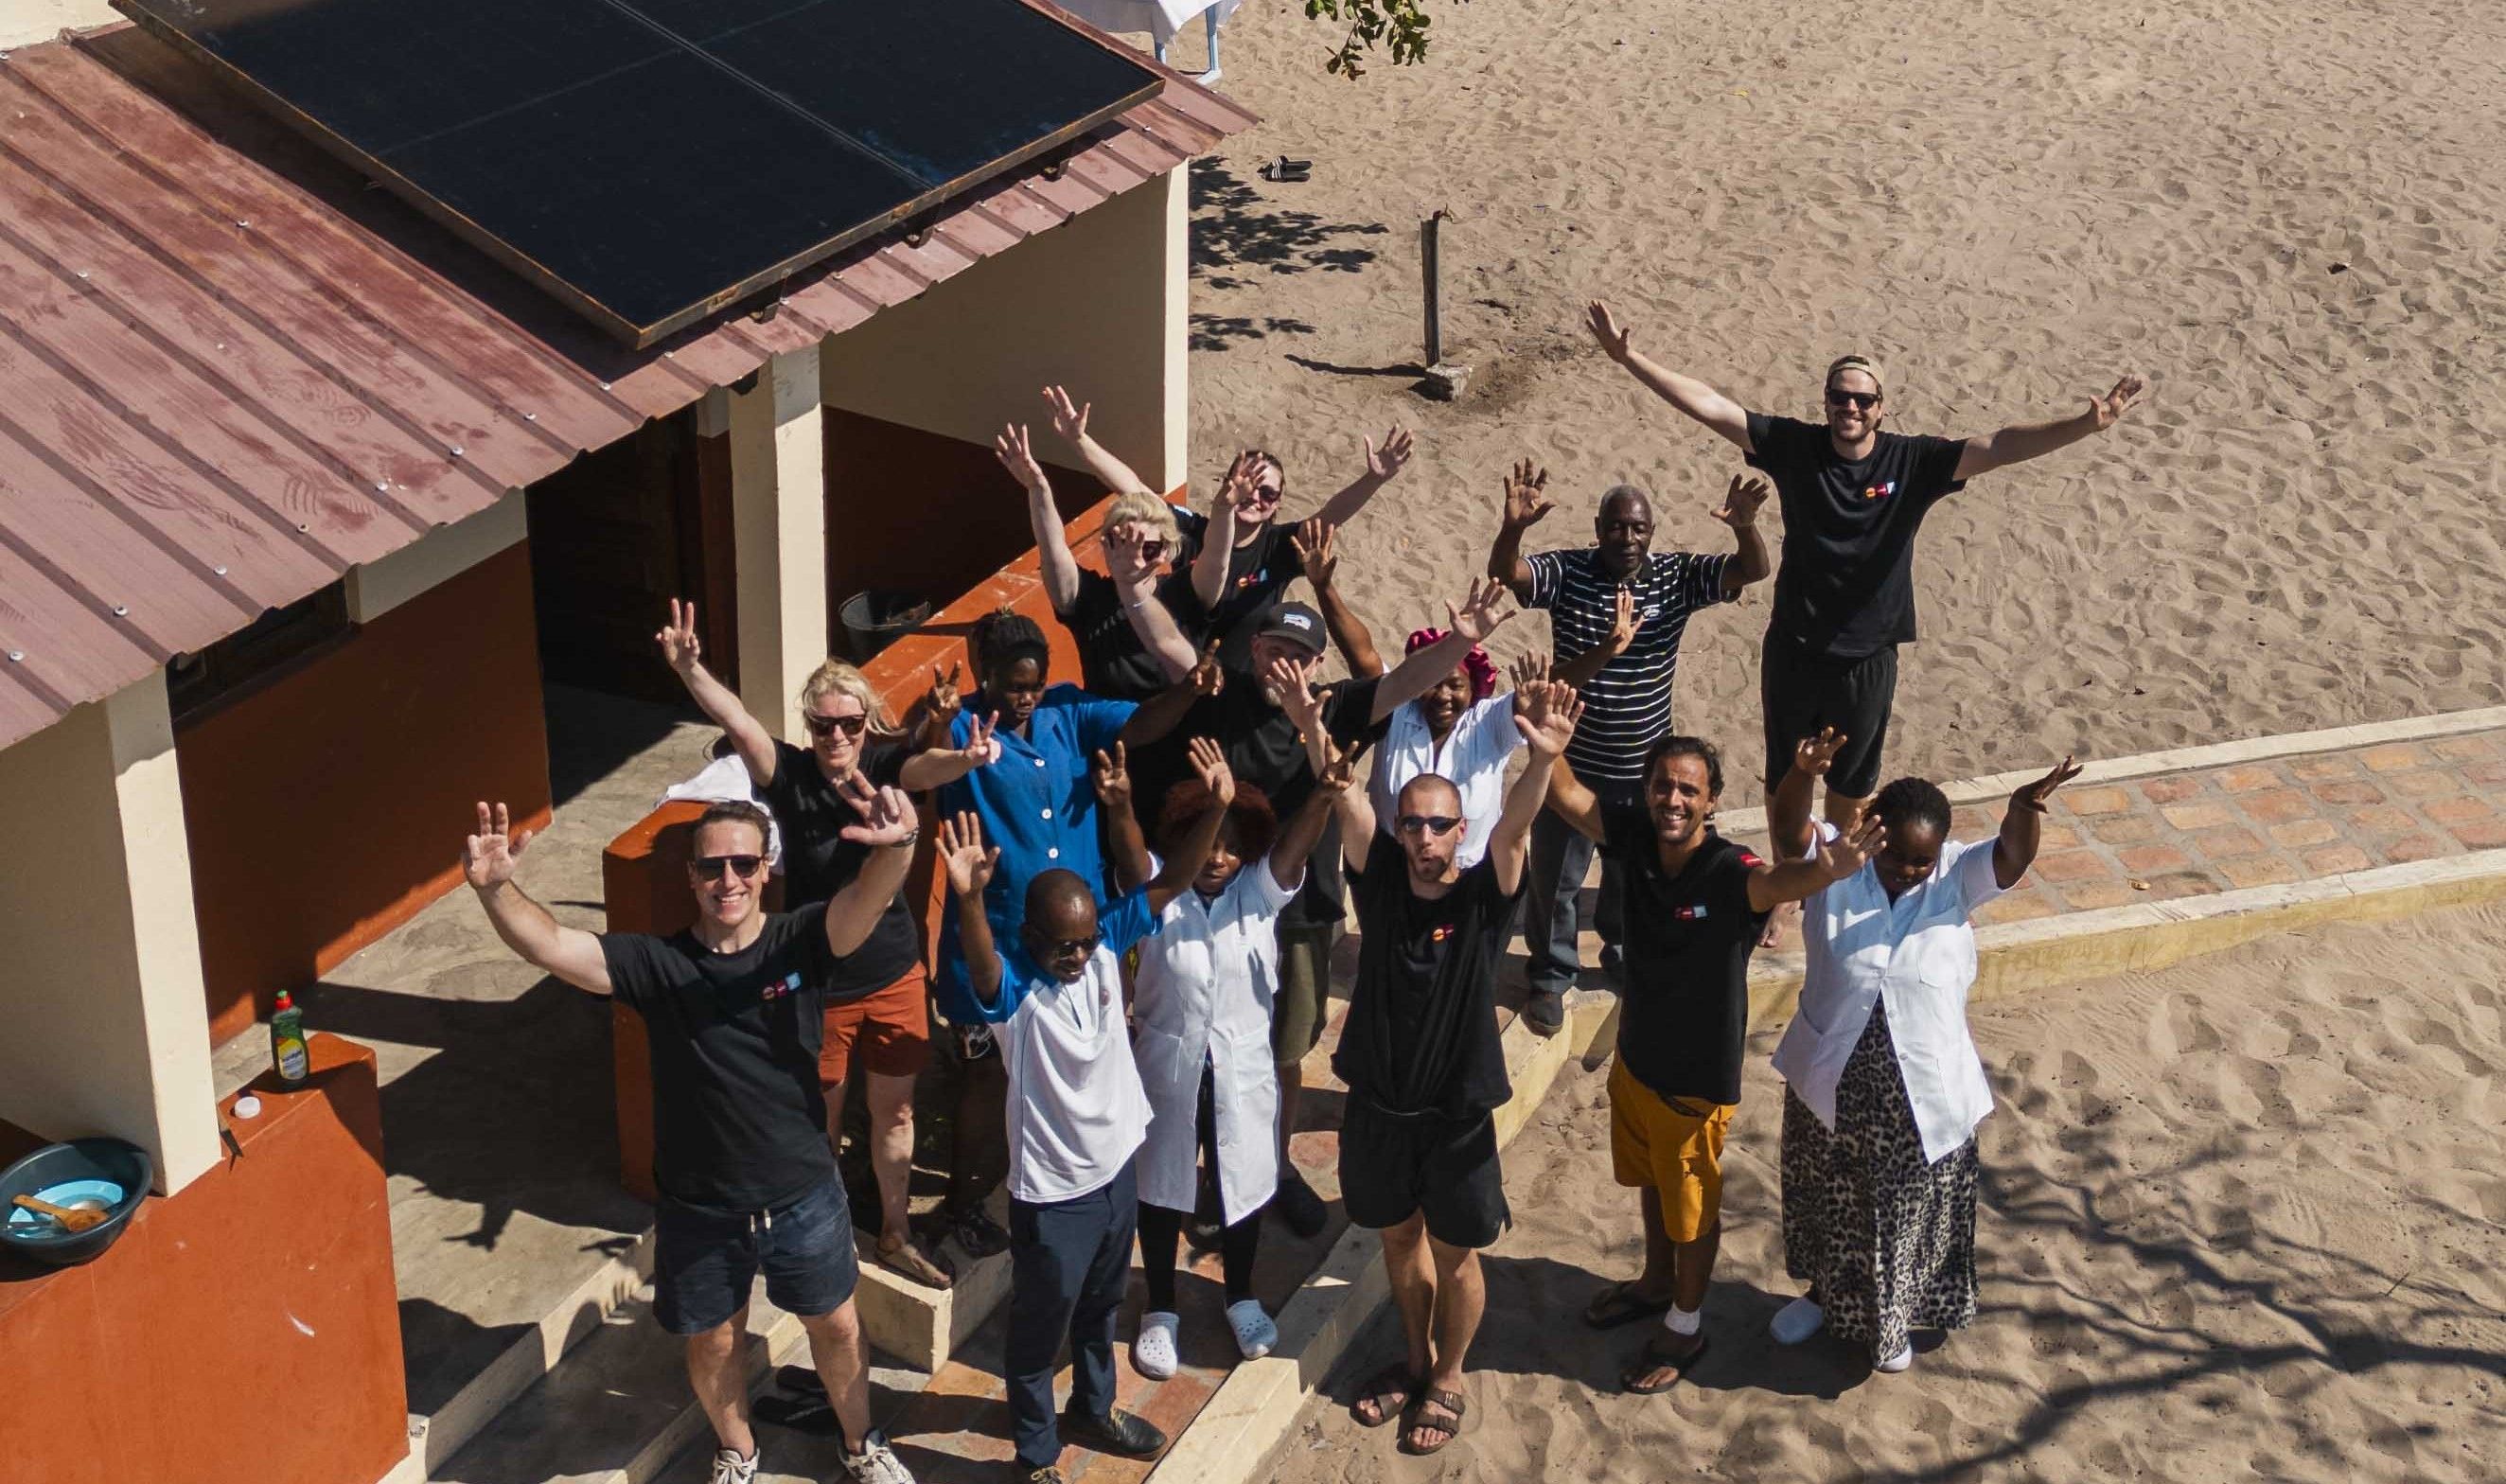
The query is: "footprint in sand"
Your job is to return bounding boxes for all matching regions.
[2150,993,2226,1058]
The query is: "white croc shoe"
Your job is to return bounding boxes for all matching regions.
[1770,1297,1827,1345]
[1133,1311,1180,1380]
[1226,1298,1279,1361]
[1876,1343,1915,1373]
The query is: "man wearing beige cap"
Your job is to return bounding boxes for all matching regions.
[1583,303,2144,830]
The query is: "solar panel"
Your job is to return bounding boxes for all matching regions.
[112,0,1162,345]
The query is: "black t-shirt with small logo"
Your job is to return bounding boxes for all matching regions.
[758,739,919,1000]
[601,909,838,1209]
[1745,413,1968,661]
[1603,811,1769,1107]
[1055,567,1208,701]
[1173,506,1297,673]
[1334,854,1521,1116]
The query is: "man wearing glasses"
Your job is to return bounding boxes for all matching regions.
[1583,300,2144,829]
[1315,679,1579,1458]
[463,794,922,1484]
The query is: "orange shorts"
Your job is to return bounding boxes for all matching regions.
[820,963,931,1086]
[1607,1058,1734,1243]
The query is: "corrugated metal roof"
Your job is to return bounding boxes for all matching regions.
[0,15,1255,751]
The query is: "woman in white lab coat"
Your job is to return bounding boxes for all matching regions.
[1763,729,2081,1372]
[1094,738,1350,1379]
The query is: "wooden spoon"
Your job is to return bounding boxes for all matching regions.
[10,1192,110,1233]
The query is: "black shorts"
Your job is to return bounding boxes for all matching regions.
[1761,636,1898,799]
[1337,1099,1509,1249]
[653,1175,858,1334]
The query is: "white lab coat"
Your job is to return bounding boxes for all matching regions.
[1772,824,2006,1164]
[1131,857,1297,1224]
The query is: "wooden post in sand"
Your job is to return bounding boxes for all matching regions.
[1420,209,1470,399]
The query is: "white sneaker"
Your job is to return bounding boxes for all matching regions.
[841,1427,917,1483]
[1769,1297,1826,1345]
[1876,1343,1914,1373]
[706,1447,759,1484]
[1133,1310,1180,1380]
[1226,1298,1279,1360]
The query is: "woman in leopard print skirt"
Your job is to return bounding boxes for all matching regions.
[1760,731,2081,1371]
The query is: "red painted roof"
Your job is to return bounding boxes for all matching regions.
[0,19,1253,751]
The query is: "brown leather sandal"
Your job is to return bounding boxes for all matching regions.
[1350,1364,1419,1429]
[874,1232,954,1290]
[1399,1387,1466,1456]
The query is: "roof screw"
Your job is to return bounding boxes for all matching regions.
[75,270,89,279]
[112,605,128,617]
[450,445,465,457]
[598,381,612,392]
[213,566,228,575]
[375,480,391,491]
[6,651,23,663]
[523,412,538,421]
[236,219,250,229]
[296,522,309,532]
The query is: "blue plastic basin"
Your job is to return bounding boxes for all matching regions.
[0,1138,152,1267]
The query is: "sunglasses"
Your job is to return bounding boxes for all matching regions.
[1825,388,1880,411]
[1031,930,1103,956]
[803,712,868,739]
[690,854,766,880]
[1397,814,1463,837]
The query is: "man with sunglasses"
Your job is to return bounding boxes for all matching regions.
[1315,679,1580,1458]
[1583,300,2144,829]
[932,740,1236,1483]
[463,792,922,1484]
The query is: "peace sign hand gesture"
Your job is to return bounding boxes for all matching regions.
[1712,475,1771,528]
[1188,640,1227,698]
[835,773,919,848]
[926,662,962,718]
[1312,736,1361,798]
[655,598,702,674]
[2012,755,2085,814]
[1793,727,1849,780]
[464,801,532,891]
[2088,375,2145,432]
[956,711,1003,769]
[1502,458,1554,531]
[1091,742,1132,812]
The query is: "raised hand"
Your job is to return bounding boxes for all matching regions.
[464,801,531,890]
[1104,521,1155,586]
[1292,517,1339,588]
[835,773,919,848]
[1188,640,1226,698]
[1793,727,1849,779]
[1712,474,1771,528]
[1041,384,1090,445]
[1584,300,1632,362]
[935,811,998,898]
[927,662,962,719]
[1817,814,1887,880]
[1365,426,1415,484]
[1502,458,1554,530]
[955,710,1003,769]
[1263,652,1323,732]
[2088,374,2145,431]
[1312,736,1361,797]
[655,598,702,674]
[1515,680,1582,757]
[1509,651,1551,717]
[1447,574,1519,644]
[1091,742,1132,812]
[1604,585,1639,656]
[993,422,1048,494]
[2012,755,2085,813]
[1219,450,1263,512]
[1186,735,1237,806]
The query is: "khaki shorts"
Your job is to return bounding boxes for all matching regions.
[1270,919,1340,1068]
[1608,1058,1734,1243]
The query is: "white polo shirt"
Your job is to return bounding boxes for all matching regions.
[1368,694,1525,870]
[982,890,1158,1205]
[1772,824,2006,1164]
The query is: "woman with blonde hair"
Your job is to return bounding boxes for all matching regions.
[660,602,998,1289]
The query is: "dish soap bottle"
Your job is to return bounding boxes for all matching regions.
[271,990,309,1088]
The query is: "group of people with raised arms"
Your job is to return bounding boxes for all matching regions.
[460,300,2141,1482]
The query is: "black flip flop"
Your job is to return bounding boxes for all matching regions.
[1582,1280,1675,1330]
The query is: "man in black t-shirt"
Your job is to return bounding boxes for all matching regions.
[1584,299,2144,825]
[1544,734,1875,1395]
[465,794,921,1484]
[1322,677,1577,1459]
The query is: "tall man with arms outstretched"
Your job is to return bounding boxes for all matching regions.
[1584,300,2144,829]
[465,792,919,1484]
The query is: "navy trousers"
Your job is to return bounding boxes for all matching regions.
[1005,1162,1138,1467]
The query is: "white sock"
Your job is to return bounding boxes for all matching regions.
[1665,1305,1703,1336]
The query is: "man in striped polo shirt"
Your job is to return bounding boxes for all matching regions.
[1490,460,1771,1033]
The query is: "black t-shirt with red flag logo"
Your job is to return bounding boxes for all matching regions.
[1744,412,1968,661]
[1601,811,1772,1106]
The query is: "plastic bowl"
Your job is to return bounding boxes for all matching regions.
[0,1138,152,1267]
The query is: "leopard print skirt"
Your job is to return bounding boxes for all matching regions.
[1779,1000,1980,1361]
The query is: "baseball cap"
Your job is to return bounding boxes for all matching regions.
[1255,601,1327,658]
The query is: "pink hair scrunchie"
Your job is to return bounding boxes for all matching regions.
[1405,627,1497,702]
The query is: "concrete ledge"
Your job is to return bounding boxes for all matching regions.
[851,1227,1014,1375]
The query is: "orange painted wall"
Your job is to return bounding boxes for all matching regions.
[0,1034,405,1484]
[178,542,553,1045]
[602,493,1132,1193]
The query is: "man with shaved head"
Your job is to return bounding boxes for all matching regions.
[1297,678,1581,1458]
[1490,455,1771,1034]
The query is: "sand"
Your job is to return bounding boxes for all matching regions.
[1176,0,2506,804]
[1262,901,2506,1483]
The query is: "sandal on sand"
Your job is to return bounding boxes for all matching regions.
[1582,1280,1674,1330]
[1399,1387,1466,1456]
[875,1233,954,1290]
[1350,1364,1419,1428]
[1621,1330,1708,1394]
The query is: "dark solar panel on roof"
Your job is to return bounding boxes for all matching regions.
[110,0,1161,345]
